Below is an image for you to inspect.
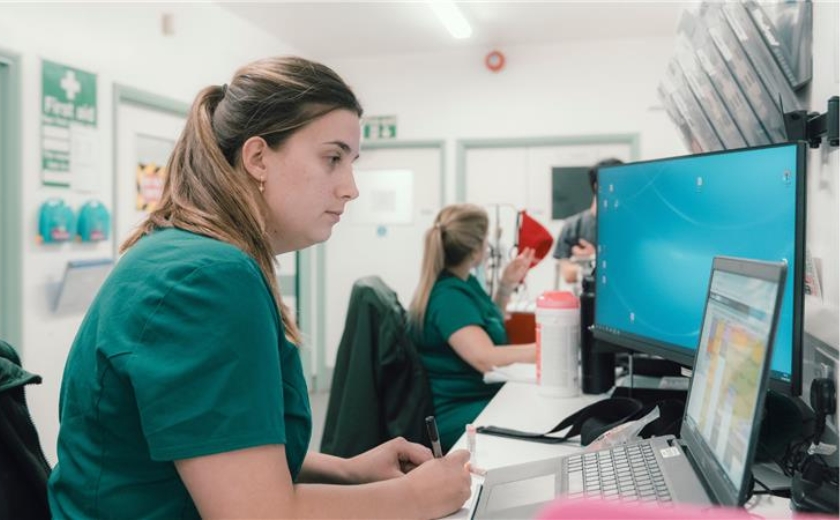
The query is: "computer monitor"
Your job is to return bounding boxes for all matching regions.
[592,142,805,395]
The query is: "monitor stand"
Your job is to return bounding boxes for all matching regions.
[611,354,689,404]
[626,355,684,377]
[611,383,688,405]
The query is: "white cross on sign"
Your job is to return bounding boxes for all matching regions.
[60,70,81,101]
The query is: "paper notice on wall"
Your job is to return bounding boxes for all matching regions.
[803,247,823,301]
[70,124,100,192]
[135,134,174,212]
[41,59,98,187]
[346,169,413,225]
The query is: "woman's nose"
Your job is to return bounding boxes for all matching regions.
[342,168,360,201]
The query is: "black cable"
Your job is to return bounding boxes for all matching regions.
[749,475,792,499]
[744,477,789,516]
[778,437,813,477]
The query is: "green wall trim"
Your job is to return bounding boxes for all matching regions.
[312,140,446,392]
[361,139,447,204]
[361,139,445,150]
[278,274,297,298]
[113,84,190,117]
[0,48,23,351]
[315,242,329,391]
[455,133,641,201]
[297,248,314,387]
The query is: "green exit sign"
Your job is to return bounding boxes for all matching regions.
[363,115,397,140]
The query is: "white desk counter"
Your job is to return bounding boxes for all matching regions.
[444,382,793,519]
[451,382,603,469]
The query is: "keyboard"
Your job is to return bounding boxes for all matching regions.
[564,442,673,503]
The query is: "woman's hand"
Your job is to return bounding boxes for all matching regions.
[406,449,473,519]
[570,238,595,259]
[501,247,535,288]
[346,437,433,483]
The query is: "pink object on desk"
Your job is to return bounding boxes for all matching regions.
[538,497,840,520]
[537,498,752,520]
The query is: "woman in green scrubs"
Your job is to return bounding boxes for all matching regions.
[408,204,537,452]
[47,56,471,520]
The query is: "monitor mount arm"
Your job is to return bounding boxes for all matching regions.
[784,95,839,148]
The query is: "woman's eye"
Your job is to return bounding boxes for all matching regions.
[329,156,341,165]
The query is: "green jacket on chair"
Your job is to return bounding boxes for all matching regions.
[320,276,434,457]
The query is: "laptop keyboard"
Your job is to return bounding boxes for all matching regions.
[565,443,673,504]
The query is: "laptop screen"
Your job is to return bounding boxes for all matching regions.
[683,257,785,505]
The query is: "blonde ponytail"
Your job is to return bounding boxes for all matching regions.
[408,204,488,327]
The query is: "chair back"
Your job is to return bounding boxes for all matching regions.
[320,276,434,457]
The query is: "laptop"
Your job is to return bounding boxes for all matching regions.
[471,256,787,519]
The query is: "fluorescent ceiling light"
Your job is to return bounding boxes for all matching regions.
[427,0,473,39]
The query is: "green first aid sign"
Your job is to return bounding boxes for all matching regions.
[41,60,98,186]
[42,60,97,125]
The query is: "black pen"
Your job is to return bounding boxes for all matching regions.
[425,415,443,458]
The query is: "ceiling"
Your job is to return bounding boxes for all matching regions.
[218,1,691,61]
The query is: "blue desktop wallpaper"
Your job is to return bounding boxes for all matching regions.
[595,144,801,381]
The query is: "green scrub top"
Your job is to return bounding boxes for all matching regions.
[48,228,311,519]
[412,272,507,451]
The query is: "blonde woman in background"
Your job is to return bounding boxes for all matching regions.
[409,204,537,452]
[48,56,470,520]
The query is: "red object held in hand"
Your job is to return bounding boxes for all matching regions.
[517,210,554,268]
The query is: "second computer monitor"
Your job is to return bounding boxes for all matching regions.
[592,142,805,395]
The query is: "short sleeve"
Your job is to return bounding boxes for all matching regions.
[428,285,485,341]
[126,259,285,461]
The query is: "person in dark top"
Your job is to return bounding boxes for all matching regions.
[554,158,624,285]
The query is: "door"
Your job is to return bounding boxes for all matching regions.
[463,138,637,297]
[114,102,185,252]
[319,143,444,386]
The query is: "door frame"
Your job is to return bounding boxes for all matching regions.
[305,139,446,392]
[0,48,23,350]
[111,84,188,257]
[455,134,641,201]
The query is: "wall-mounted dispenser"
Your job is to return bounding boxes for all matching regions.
[76,200,111,242]
[37,198,76,244]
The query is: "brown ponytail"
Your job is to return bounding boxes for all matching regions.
[121,57,363,345]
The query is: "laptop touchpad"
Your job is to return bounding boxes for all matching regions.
[486,473,556,513]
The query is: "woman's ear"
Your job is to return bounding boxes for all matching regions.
[240,136,269,182]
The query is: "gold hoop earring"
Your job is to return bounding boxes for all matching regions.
[259,177,265,193]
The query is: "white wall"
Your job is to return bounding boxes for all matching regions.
[1,1,837,464]
[802,0,840,351]
[0,3,296,463]
[330,6,840,352]
[331,37,687,200]
[290,38,685,380]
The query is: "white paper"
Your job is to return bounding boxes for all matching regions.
[70,123,100,192]
[483,363,537,384]
[346,169,413,225]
